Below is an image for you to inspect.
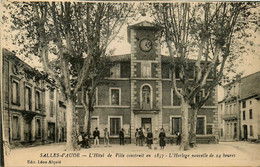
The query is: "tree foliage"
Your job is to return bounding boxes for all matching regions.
[3,1,134,150]
[153,2,259,150]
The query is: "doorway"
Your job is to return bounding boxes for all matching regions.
[243,125,248,141]
[141,118,152,132]
[48,123,55,142]
[24,119,32,142]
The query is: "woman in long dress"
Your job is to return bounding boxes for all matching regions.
[159,128,166,149]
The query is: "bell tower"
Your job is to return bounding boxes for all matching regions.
[128,21,162,142]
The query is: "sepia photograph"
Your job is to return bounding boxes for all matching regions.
[1,1,260,166]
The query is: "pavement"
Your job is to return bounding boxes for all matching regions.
[4,141,260,166]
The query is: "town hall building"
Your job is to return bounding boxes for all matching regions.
[76,21,219,143]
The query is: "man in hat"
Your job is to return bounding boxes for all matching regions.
[93,127,100,147]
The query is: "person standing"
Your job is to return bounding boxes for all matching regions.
[104,128,110,147]
[93,127,100,147]
[135,128,140,146]
[83,132,89,149]
[119,128,124,145]
[159,128,166,149]
[139,128,144,146]
[78,133,83,148]
[147,128,153,149]
[176,131,181,145]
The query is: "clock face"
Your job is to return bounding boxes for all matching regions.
[139,38,152,52]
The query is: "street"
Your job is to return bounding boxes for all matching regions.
[4,141,260,166]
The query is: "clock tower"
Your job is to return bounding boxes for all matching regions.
[127,21,162,142]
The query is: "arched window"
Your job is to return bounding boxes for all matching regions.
[141,85,152,110]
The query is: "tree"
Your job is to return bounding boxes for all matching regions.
[4,2,133,150]
[153,2,258,150]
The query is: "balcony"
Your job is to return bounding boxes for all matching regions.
[222,113,239,121]
[133,109,160,114]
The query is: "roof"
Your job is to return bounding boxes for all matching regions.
[109,54,198,63]
[240,71,260,100]
[2,48,56,86]
[127,21,161,43]
[109,54,131,62]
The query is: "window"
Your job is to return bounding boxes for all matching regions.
[12,81,19,104]
[12,116,20,139]
[250,125,253,136]
[50,89,54,100]
[242,101,246,108]
[141,85,151,109]
[110,118,121,136]
[25,86,32,111]
[35,119,41,138]
[141,62,151,78]
[35,91,41,110]
[50,90,54,117]
[196,117,205,135]
[110,63,120,78]
[221,104,223,110]
[225,105,228,114]
[250,101,252,105]
[243,111,246,120]
[206,125,213,134]
[249,109,253,119]
[172,117,182,134]
[110,88,120,105]
[233,104,236,113]
[221,128,223,137]
[195,89,205,103]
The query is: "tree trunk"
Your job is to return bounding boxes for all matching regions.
[83,108,89,133]
[65,98,77,151]
[189,108,198,148]
[180,100,190,151]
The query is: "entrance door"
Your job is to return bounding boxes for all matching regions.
[233,123,237,139]
[24,119,32,142]
[48,123,55,142]
[61,127,65,142]
[243,125,248,140]
[141,118,152,131]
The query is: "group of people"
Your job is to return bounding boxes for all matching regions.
[135,128,167,149]
[135,128,182,149]
[92,127,110,147]
[78,127,182,149]
[77,132,91,149]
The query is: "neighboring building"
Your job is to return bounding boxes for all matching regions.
[2,49,65,147]
[43,81,58,143]
[239,72,260,141]
[218,78,240,141]
[219,71,260,141]
[76,21,219,143]
[57,91,67,142]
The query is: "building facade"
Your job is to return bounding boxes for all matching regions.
[2,49,66,147]
[218,78,240,141]
[239,72,260,141]
[77,21,219,143]
[219,71,260,141]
